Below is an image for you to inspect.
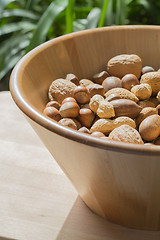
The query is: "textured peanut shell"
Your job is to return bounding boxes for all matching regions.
[136,107,158,126]
[104,88,139,102]
[110,99,142,119]
[97,100,115,118]
[89,94,104,113]
[107,54,142,79]
[131,83,152,100]
[109,124,143,144]
[90,116,136,134]
[140,71,160,95]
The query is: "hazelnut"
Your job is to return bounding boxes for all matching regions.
[78,127,91,134]
[121,74,139,90]
[73,85,90,104]
[81,103,90,109]
[43,107,61,121]
[72,119,82,130]
[62,97,77,104]
[91,131,106,138]
[87,83,105,97]
[141,66,155,75]
[66,73,79,86]
[78,108,95,128]
[46,101,61,110]
[92,71,109,84]
[58,118,77,130]
[59,102,80,118]
[102,76,122,92]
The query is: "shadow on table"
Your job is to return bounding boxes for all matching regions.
[56,196,160,240]
[0,237,17,240]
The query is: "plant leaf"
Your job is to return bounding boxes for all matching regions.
[105,0,114,26]
[98,0,109,27]
[73,19,87,32]
[0,22,36,36]
[0,0,15,11]
[26,0,68,52]
[86,7,101,29]
[0,32,32,55]
[115,0,127,25]
[0,50,25,80]
[66,0,75,33]
[0,9,39,20]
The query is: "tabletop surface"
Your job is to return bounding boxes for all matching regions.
[1,91,160,240]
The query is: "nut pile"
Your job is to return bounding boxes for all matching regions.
[43,54,160,146]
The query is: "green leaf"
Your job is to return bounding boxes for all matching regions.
[86,7,101,29]
[73,19,87,32]
[0,50,25,80]
[0,33,31,79]
[26,0,68,53]
[0,9,39,20]
[105,0,114,26]
[115,0,127,25]
[66,0,75,33]
[0,32,32,56]
[0,22,36,36]
[0,0,15,11]
[98,0,109,27]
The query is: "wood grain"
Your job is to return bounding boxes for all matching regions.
[1,91,160,239]
[10,26,160,230]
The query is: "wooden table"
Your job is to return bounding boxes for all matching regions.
[1,91,160,240]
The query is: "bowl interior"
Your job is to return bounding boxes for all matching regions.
[10,25,160,153]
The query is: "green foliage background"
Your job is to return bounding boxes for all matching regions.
[0,0,160,91]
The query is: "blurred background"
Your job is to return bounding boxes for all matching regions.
[0,0,160,91]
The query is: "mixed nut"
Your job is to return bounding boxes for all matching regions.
[43,54,160,146]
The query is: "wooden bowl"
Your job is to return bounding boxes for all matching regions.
[10,26,160,230]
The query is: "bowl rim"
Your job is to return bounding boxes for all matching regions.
[10,25,160,155]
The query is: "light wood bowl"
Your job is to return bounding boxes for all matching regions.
[10,26,160,230]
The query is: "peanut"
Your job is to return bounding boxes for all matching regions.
[104,88,139,102]
[131,83,152,100]
[107,54,142,78]
[90,116,136,134]
[89,94,104,113]
[140,71,160,95]
[97,100,115,118]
